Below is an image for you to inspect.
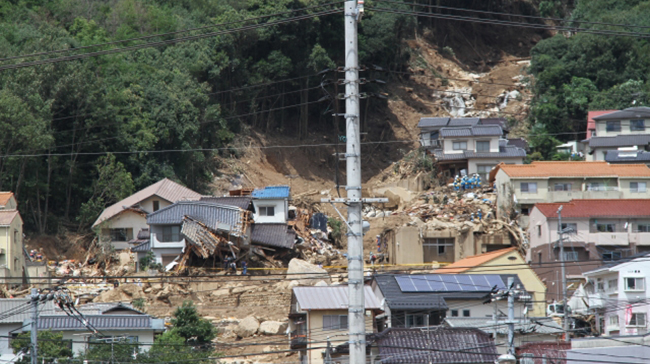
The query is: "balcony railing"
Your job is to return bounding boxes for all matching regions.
[420,139,441,148]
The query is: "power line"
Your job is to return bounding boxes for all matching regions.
[0,2,345,63]
[0,9,343,72]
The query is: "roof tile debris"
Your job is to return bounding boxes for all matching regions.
[534,199,650,218]
[251,223,296,249]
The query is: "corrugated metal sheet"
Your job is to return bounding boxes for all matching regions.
[293,285,381,310]
[37,315,153,330]
[445,317,564,335]
[93,178,201,227]
[376,327,497,364]
[251,223,296,249]
[374,275,448,310]
[589,134,650,147]
[200,196,252,210]
[147,201,245,235]
[0,299,56,323]
[251,186,290,199]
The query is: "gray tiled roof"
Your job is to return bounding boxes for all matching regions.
[374,274,448,310]
[131,241,150,252]
[605,150,650,163]
[376,327,497,364]
[588,134,650,147]
[433,146,526,161]
[439,125,503,138]
[35,315,161,331]
[0,299,56,323]
[448,118,480,127]
[506,138,530,151]
[480,117,509,132]
[251,223,296,249]
[147,201,246,235]
[592,107,650,120]
[200,196,252,210]
[418,117,450,128]
[444,317,564,335]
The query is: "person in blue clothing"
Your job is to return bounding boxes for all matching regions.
[241,261,248,275]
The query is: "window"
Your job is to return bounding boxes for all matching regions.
[631,119,645,131]
[259,206,275,216]
[451,310,459,317]
[625,277,645,291]
[153,200,160,211]
[521,207,530,216]
[609,315,619,327]
[537,225,541,236]
[564,251,579,262]
[423,238,454,262]
[477,165,493,182]
[406,314,426,328]
[608,279,618,293]
[520,182,537,194]
[638,224,650,232]
[606,120,621,132]
[537,253,542,266]
[463,309,470,317]
[628,313,646,327]
[596,279,605,292]
[602,251,622,261]
[452,141,467,150]
[323,315,348,330]
[161,226,181,242]
[108,228,132,242]
[597,224,616,232]
[554,183,572,191]
[476,141,490,152]
[561,223,577,234]
[630,182,647,193]
[587,182,600,191]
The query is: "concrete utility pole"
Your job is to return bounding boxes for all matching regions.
[344,3,365,364]
[30,288,38,364]
[322,4,384,364]
[497,278,517,364]
[557,205,569,341]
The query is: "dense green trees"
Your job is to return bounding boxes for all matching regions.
[529,0,650,153]
[0,0,414,233]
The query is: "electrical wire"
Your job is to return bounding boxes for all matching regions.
[0,9,343,72]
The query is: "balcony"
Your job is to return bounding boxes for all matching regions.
[420,138,441,149]
[589,232,629,246]
[584,186,622,200]
[151,233,186,249]
[635,233,650,246]
[547,191,581,203]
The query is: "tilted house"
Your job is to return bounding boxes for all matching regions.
[145,201,251,269]
[92,178,201,250]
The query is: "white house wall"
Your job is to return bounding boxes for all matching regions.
[0,323,21,360]
[445,300,527,318]
[252,199,287,223]
[467,158,523,175]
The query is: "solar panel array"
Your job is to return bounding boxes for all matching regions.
[395,274,506,292]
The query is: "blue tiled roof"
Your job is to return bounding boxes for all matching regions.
[252,185,290,199]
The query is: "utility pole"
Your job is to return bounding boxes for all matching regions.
[557,205,569,341]
[507,277,515,356]
[343,3,365,364]
[322,3,385,364]
[30,288,38,364]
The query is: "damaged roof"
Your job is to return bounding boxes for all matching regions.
[200,196,252,210]
[93,178,201,227]
[376,327,497,364]
[147,201,247,236]
[251,223,296,249]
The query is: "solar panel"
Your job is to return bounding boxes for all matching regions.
[424,275,446,291]
[395,276,417,292]
[485,275,506,290]
[455,274,476,291]
[412,276,432,291]
[440,275,462,291]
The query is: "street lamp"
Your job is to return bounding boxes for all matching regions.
[497,353,516,364]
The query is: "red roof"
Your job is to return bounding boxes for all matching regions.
[534,199,650,218]
[516,342,569,364]
[587,110,618,139]
[0,192,14,207]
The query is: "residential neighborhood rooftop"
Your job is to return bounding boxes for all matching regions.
[605,149,650,163]
[591,106,650,120]
[251,185,291,199]
[0,210,19,226]
[587,110,618,138]
[373,274,448,310]
[491,161,650,178]
[199,196,253,210]
[437,247,517,274]
[0,192,14,206]
[534,199,650,218]
[92,178,201,227]
[250,223,296,249]
[445,317,564,335]
[439,125,503,137]
[417,117,480,128]
[588,134,650,147]
[147,201,245,232]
